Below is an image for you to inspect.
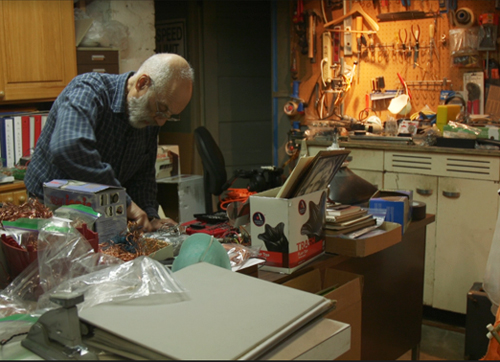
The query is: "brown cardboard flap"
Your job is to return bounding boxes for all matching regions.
[283,269,323,294]
[325,221,402,257]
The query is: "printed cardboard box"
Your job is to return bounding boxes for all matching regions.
[43,179,127,243]
[250,187,327,274]
[369,190,412,235]
[284,268,363,360]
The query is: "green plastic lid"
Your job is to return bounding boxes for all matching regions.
[172,233,231,272]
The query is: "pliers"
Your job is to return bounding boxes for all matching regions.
[401,0,411,9]
[466,83,481,115]
[411,24,420,69]
[399,29,408,54]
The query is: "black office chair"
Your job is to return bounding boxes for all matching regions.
[194,126,228,214]
[194,126,284,214]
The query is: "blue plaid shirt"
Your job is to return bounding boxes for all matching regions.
[24,72,161,219]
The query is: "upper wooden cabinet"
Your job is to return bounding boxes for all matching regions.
[0,0,77,103]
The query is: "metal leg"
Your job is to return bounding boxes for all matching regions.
[411,343,421,360]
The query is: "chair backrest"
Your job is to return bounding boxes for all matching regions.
[194,126,228,213]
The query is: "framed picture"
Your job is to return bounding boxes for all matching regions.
[287,149,350,198]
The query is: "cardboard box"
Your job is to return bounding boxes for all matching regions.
[156,145,180,179]
[284,268,363,360]
[250,187,327,274]
[325,221,402,257]
[369,190,412,235]
[43,179,127,243]
[156,174,205,224]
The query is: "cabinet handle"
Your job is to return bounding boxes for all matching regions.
[416,188,433,196]
[18,195,26,203]
[91,55,105,61]
[0,91,4,98]
[442,190,460,198]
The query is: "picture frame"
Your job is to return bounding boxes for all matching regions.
[284,149,350,199]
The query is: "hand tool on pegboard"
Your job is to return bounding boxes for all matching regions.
[466,83,481,115]
[401,0,411,11]
[355,16,364,83]
[411,24,420,69]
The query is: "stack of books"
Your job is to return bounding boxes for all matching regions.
[324,204,376,235]
[0,111,48,169]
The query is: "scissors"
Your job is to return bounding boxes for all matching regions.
[411,24,420,69]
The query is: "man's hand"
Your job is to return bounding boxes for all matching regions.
[150,217,176,231]
[127,201,153,232]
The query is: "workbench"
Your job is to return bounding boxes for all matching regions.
[260,214,435,360]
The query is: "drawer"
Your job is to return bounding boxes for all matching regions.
[346,148,384,172]
[77,49,119,65]
[77,64,119,75]
[384,151,500,181]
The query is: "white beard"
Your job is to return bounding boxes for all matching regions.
[127,93,156,129]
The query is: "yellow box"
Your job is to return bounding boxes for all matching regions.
[436,105,462,132]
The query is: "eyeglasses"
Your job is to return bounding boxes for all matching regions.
[150,79,181,122]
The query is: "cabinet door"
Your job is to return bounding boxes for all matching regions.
[433,177,499,314]
[384,172,438,307]
[0,0,77,102]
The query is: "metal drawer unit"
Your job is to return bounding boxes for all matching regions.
[77,48,119,75]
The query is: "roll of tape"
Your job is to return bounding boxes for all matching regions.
[455,8,475,28]
[284,101,299,116]
[412,201,426,221]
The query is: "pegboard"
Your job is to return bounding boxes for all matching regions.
[292,0,499,125]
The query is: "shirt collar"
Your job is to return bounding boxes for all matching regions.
[112,71,135,114]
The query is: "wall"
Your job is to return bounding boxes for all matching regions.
[283,0,498,129]
[82,0,155,72]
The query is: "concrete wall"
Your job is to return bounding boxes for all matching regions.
[81,0,155,72]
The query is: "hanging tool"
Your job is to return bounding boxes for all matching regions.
[411,24,420,69]
[401,0,411,10]
[399,29,408,58]
[356,16,363,83]
[466,83,481,115]
[429,18,439,61]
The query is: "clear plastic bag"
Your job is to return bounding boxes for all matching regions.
[221,243,260,268]
[0,217,187,318]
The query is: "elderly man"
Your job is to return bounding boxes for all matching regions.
[25,53,194,232]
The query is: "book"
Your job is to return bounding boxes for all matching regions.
[29,115,36,150]
[3,117,15,168]
[325,208,368,223]
[79,262,334,360]
[0,118,7,167]
[326,213,373,228]
[21,115,31,159]
[34,114,43,147]
[13,116,23,165]
[326,204,361,216]
[324,217,377,235]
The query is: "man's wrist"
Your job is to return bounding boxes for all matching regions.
[148,216,160,221]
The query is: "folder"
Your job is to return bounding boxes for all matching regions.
[80,262,334,360]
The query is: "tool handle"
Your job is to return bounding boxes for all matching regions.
[356,16,363,41]
[429,23,434,40]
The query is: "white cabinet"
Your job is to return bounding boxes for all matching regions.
[307,141,500,314]
[384,150,500,314]
[384,172,438,307]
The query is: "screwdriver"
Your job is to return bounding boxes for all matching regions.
[356,16,363,83]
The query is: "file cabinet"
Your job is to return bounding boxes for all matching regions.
[77,48,119,75]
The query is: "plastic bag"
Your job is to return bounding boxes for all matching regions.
[53,204,100,230]
[221,243,260,268]
[37,256,187,313]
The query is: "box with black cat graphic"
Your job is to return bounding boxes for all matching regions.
[249,187,327,274]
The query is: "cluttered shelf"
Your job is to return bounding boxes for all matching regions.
[0,181,26,206]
